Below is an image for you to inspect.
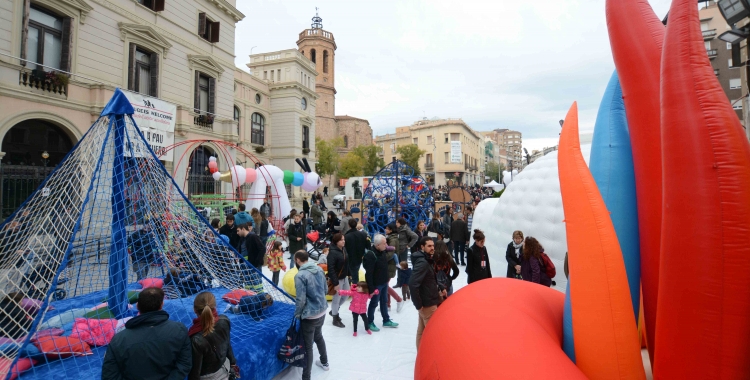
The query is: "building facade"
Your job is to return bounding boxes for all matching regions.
[374,118,484,186]
[482,129,523,170]
[700,2,744,124]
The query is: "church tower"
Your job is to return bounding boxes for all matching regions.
[297,9,337,141]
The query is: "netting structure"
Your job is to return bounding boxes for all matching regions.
[0,89,294,380]
[361,160,433,236]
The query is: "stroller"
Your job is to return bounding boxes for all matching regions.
[306,230,328,261]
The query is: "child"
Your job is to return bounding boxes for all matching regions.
[337,282,379,336]
[396,261,412,300]
[266,241,286,285]
[317,247,329,265]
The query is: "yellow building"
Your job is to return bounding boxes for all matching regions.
[374,118,484,186]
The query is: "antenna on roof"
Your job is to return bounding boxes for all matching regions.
[312,7,323,29]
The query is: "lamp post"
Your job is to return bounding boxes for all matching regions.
[41,151,49,167]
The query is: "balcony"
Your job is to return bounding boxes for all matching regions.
[425,162,434,171]
[194,114,214,130]
[707,49,718,59]
[702,29,716,40]
[19,69,67,97]
[715,69,719,76]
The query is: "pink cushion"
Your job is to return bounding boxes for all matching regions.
[138,278,164,289]
[33,336,92,358]
[0,337,22,345]
[222,289,256,305]
[0,357,36,380]
[32,328,64,339]
[69,318,118,346]
[20,298,53,313]
[91,302,108,311]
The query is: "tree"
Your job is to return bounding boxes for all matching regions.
[486,161,504,183]
[315,137,343,187]
[395,144,426,174]
[350,145,385,176]
[337,152,364,178]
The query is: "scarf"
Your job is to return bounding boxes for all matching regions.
[188,308,219,337]
[512,242,522,259]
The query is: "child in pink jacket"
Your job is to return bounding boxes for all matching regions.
[338,281,379,336]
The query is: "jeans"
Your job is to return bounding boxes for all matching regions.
[301,315,327,380]
[352,312,368,332]
[132,261,150,281]
[272,271,280,286]
[453,241,466,265]
[349,256,363,283]
[367,283,390,325]
[416,305,437,350]
[330,277,350,316]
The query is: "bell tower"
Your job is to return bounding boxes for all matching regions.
[297,8,337,141]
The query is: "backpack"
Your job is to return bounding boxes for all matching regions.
[435,269,449,291]
[540,253,556,279]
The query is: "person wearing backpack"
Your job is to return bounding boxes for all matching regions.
[466,229,492,284]
[433,241,459,296]
[520,236,552,287]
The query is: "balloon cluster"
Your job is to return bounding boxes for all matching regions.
[208,156,321,191]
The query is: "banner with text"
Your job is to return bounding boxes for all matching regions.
[122,90,176,161]
[450,141,462,163]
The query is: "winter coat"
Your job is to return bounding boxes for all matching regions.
[344,229,370,263]
[244,232,265,268]
[338,287,379,314]
[260,203,271,217]
[302,200,310,215]
[218,224,239,250]
[396,267,412,287]
[327,246,349,286]
[521,255,551,286]
[102,310,192,380]
[505,242,523,278]
[397,225,418,261]
[441,213,454,241]
[435,260,459,289]
[188,316,236,380]
[449,219,470,243]
[311,205,325,225]
[267,249,286,272]
[409,250,441,310]
[386,232,400,278]
[287,222,306,256]
[340,216,353,235]
[127,229,157,264]
[326,217,340,236]
[294,261,329,319]
[466,243,492,284]
[234,211,253,227]
[363,248,390,293]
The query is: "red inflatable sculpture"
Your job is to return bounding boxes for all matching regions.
[656,0,750,377]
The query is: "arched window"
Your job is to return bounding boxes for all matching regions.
[310,49,316,64]
[343,135,348,147]
[251,112,265,145]
[323,50,328,73]
[188,146,217,195]
[233,106,240,121]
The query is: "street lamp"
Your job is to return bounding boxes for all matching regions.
[41,151,49,167]
[719,27,750,44]
[718,0,750,25]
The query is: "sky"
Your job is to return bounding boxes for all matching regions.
[234,0,674,154]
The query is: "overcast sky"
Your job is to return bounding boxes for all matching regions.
[234,0,673,153]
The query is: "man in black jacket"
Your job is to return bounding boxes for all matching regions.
[364,234,399,332]
[449,213,470,266]
[218,214,240,250]
[102,287,192,379]
[238,223,265,268]
[344,218,370,283]
[410,236,444,350]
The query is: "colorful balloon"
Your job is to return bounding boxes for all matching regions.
[283,170,294,185]
[305,172,321,189]
[212,172,221,181]
[208,156,216,162]
[292,172,304,186]
[245,167,257,184]
[208,161,218,170]
[231,165,246,188]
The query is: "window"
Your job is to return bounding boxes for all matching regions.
[127,45,158,96]
[426,153,432,164]
[729,58,735,68]
[427,135,433,144]
[700,22,709,31]
[451,133,460,142]
[728,42,733,50]
[251,113,265,145]
[301,97,308,110]
[732,99,743,110]
[193,72,215,115]
[255,93,261,104]
[444,152,449,164]
[413,137,418,144]
[390,143,395,152]
[444,134,449,143]
[277,69,281,82]
[705,41,711,50]
[263,71,267,80]
[233,106,240,121]
[198,12,220,43]
[323,50,329,73]
[730,78,742,89]
[344,136,349,147]
[310,49,316,63]
[302,126,310,149]
[137,0,165,11]
[25,5,72,72]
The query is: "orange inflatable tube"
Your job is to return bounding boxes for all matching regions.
[605,0,664,364]
[414,279,586,380]
[655,0,750,377]
[558,103,645,379]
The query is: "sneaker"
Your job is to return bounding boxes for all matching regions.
[397,301,404,313]
[315,360,330,371]
[368,323,380,332]
[383,320,399,328]
[366,329,372,335]
[353,332,357,337]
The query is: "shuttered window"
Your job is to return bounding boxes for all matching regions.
[251,113,265,145]
[198,12,220,43]
[127,44,158,96]
[193,72,215,115]
[137,0,165,11]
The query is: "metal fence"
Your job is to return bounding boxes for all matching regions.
[0,165,55,222]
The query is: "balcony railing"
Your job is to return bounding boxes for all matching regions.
[19,69,67,97]
[702,29,716,39]
[707,49,718,59]
[194,114,214,130]
[425,162,434,171]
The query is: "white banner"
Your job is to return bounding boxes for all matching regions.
[450,141,462,163]
[122,90,176,161]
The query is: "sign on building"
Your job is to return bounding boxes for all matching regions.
[450,141,462,163]
[122,90,176,161]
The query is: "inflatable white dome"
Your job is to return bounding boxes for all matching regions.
[472,145,591,291]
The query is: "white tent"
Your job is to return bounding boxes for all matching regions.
[483,180,504,191]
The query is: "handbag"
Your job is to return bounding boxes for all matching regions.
[277,319,306,367]
[206,336,239,379]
